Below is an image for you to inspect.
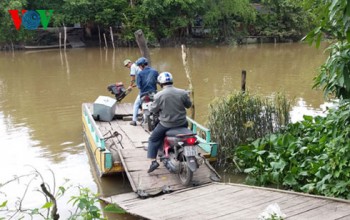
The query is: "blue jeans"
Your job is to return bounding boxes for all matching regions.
[147,122,188,159]
[133,94,141,122]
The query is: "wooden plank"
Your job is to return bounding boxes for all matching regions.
[109,120,148,148]
[221,193,292,219]
[337,214,350,220]
[101,183,350,220]
[115,103,134,116]
[122,149,148,159]
[288,202,350,220]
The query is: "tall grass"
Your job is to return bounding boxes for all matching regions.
[207,91,291,169]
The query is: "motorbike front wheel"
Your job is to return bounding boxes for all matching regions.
[178,153,193,186]
[146,115,153,131]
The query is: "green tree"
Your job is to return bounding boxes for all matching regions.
[203,0,256,42]
[304,0,350,100]
[255,0,312,40]
[139,0,205,41]
[0,0,33,46]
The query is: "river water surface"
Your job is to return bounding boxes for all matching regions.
[0,43,328,218]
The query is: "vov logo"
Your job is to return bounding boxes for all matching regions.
[8,10,54,30]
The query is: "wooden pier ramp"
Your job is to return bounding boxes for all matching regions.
[87,103,220,197]
[102,182,350,220]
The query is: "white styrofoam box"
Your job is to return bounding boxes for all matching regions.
[93,96,116,122]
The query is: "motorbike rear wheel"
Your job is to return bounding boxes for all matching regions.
[178,153,193,186]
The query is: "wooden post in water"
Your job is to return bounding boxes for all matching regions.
[59,32,61,49]
[241,70,246,93]
[181,44,195,120]
[110,26,115,49]
[98,25,101,47]
[64,26,67,51]
[134,29,151,65]
[103,33,108,49]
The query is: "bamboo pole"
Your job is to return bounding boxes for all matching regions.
[59,32,61,49]
[181,44,195,120]
[134,29,151,65]
[64,50,70,75]
[110,26,115,49]
[64,26,67,51]
[103,33,108,49]
[98,25,101,47]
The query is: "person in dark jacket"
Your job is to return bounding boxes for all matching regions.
[135,57,158,97]
[146,72,192,173]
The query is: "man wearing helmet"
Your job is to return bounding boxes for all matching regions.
[128,57,158,126]
[135,57,159,97]
[146,72,192,173]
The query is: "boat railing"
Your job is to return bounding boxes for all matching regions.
[186,116,218,160]
[83,104,106,151]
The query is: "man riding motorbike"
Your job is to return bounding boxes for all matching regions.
[146,72,192,173]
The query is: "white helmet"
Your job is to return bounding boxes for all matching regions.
[158,72,173,84]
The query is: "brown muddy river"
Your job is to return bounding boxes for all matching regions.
[0,43,328,218]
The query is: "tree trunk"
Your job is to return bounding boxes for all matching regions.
[134,29,151,66]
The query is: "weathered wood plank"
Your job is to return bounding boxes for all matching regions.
[288,202,350,220]
[101,183,350,220]
[115,103,134,116]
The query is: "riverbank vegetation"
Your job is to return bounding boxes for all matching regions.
[0,0,313,48]
[207,92,291,169]
[207,0,350,199]
[235,102,350,199]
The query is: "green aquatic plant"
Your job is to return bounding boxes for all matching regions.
[207,91,291,169]
[236,102,350,199]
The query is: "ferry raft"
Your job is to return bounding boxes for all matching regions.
[82,95,220,196]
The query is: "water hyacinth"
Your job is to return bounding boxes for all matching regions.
[207,91,291,168]
[235,102,350,199]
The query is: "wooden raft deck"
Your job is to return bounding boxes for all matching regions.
[86,103,220,197]
[102,182,350,220]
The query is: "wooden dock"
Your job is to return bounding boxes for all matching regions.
[102,182,350,220]
[84,101,350,219]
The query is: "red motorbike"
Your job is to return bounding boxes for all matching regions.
[160,127,201,186]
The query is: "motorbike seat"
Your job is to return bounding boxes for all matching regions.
[166,127,195,137]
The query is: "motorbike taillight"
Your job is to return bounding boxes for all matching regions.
[186,137,197,145]
[144,95,150,102]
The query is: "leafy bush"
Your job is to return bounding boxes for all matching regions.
[235,101,350,199]
[69,187,125,220]
[0,170,125,219]
[207,91,291,168]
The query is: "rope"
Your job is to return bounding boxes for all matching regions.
[103,131,124,149]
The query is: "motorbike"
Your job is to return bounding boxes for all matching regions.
[160,127,202,186]
[140,91,159,132]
